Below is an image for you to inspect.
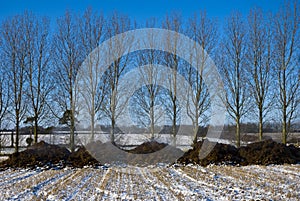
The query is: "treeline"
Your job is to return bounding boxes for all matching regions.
[0,1,299,153]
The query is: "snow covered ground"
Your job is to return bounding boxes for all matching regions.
[1,164,299,200]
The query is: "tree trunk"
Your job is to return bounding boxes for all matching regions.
[236,118,240,148]
[282,108,287,145]
[70,113,75,152]
[282,68,287,145]
[150,100,154,140]
[193,109,200,145]
[91,113,95,142]
[172,105,177,147]
[193,123,199,145]
[15,112,19,153]
[258,110,263,141]
[34,117,38,144]
[10,131,14,148]
[110,118,115,144]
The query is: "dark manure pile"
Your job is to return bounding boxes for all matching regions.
[86,140,184,166]
[125,140,184,165]
[67,146,100,168]
[2,138,299,169]
[0,141,70,169]
[177,139,300,166]
[238,139,300,165]
[127,140,167,154]
[0,141,101,169]
[177,141,242,166]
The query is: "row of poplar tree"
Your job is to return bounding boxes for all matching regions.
[0,1,299,152]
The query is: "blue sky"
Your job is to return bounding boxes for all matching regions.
[0,0,284,24]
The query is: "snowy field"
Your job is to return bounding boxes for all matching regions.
[1,164,299,200]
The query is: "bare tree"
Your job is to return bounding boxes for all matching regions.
[219,13,250,147]
[273,1,300,144]
[162,13,183,146]
[101,12,133,144]
[77,9,105,142]
[0,14,28,152]
[246,8,274,141]
[0,34,10,130]
[0,64,10,130]
[130,83,164,139]
[130,20,165,140]
[53,11,83,152]
[23,13,52,144]
[185,11,217,144]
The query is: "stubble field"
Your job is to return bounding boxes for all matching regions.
[1,164,299,201]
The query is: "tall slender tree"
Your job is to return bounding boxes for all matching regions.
[219,13,250,147]
[24,13,52,144]
[101,12,133,144]
[53,11,83,152]
[0,14,28,152]
[0,63,10,130]
[77,9,106,142]
[162,13,183,146]
[273,1,300,144]
[185,11,217,144]
[131,20,165,139]
[246,8,274,141]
